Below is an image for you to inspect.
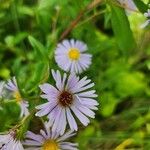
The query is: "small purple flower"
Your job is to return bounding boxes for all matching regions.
[35,70,98,135]
[5,77,29,118]
[23,122,78,150]
[55,39,92,74]
[0,131,24,150]
[144,9,150,17]
[141,8,150,28]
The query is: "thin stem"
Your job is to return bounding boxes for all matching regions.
[59,0,103,41]
[76,10,106,28]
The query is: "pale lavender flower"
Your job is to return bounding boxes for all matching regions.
[36,70,98,135]
[141,9,150,28]
[55,39,92,74]
[118,0,137,13]
[5,77,29,117]
[23,122,78,150]
[0,131,24,150]
[144,9,150,17]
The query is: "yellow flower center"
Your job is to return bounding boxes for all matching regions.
[13,91,22,103]
[42,139,59,150]
[68,48,80,60]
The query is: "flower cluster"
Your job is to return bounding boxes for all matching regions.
[0,39,98,149]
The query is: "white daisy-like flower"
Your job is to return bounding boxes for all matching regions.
[23,122,78,150]
[0,131,24,150]
[5,77,29,117]
[55,39,92,74]
[35,70,98,135]
[0,81,5,99]
[118,0,137,13]
[141,8,150,28]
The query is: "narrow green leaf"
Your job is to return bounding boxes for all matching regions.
[110,4,136,53]
[28,35,48,61]
[25,62,49,93]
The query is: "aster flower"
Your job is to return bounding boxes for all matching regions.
[0,131,24,150]
[5,77,29,117]
[23,122,78,150]
[36,70,98,135]
[55,39,92,74]
[141,8,150,28]
[118,0,137,13]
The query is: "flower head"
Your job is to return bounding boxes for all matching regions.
[23,122,78,150]
[55,39,92,74]
[0,131,24,150]
[36,70,98,135]
[5,77,29,117]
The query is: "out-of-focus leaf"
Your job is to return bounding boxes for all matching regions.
[25,62,49,93]
[18,6,34,16]
[110,3,136,53]
[0,68,10,78]
[5,32,28,47]
[28,35,49,62]
[146,123,150,134]
[100,92,118,117]
[0,102,20,131]
[76,125,101,150]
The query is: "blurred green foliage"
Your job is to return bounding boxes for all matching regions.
[0,0,150,149]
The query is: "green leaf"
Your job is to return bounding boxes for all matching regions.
[18,6,34,16]
[5,32,28,47]
[25,62,49,93]
[28,35,49,62]
[110,4,136,53]
[133,0,148,13]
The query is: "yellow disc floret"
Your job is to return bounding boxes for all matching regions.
[13,91,22,103]
[68,48,80,60]
[43,139,59,150]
